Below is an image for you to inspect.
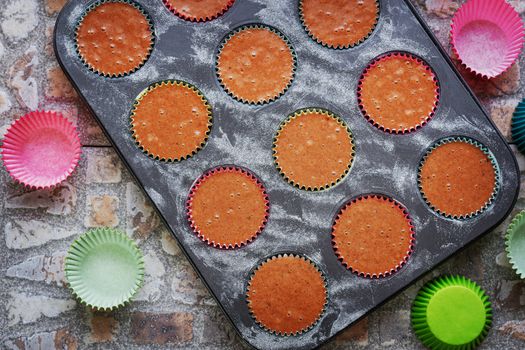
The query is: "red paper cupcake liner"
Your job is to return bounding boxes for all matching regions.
[186,165,270,249]
[1,111,81,189]
[451,0,524,79]
[163,0,235,22]
[331,194,416,278]
[357,52,440,134]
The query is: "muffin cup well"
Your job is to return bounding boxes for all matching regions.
[186,165,270,249]
[417,136,500,220]
[357,51,440,134]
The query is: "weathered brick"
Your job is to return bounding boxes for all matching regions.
[490,99,519,142]
[45,66,77,100]
[6,251,66,286]
[45,0,68,15]
[86,149,122,184]
[5,182,77,215]
[6,293,75,326]
[130,312,193,345]
[87,313,118,343]
[171,263,212,305]
[85,195,119,228]
[126,182,159,239]
[201,308,237,345]
[134,251,165,302]
[378,310,411,346]
[424,0,458,18]
[495,280,525,309]
[456,61,521,98]
[499,320,525,341]
[0,88,12,114]
[5,219,77,249]
[1,0,39,42]
[161,229,183,256]
[4,328,77,350]
[334,317,368,346]
[8,46,39,110]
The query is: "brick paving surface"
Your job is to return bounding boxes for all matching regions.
[0,0,524,348]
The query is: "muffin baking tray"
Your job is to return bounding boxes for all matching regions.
[54,0,520,348]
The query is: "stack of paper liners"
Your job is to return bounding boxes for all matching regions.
[246,254,328,336]
[216,24,297,105]
[186,165,270,249]
[417,137,500,220]
[357,51,440,134]
[75,0,155,77]
[272,108,355,191]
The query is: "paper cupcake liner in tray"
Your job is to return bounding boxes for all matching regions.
[215,23,297,105]
[417,136,500,220]
[163,0,236,22]
[411,275,492,349]
[130,79,213,162]
[75,0,155,78]
[357,51,440,134]
[331,194,416,279]
[272,107,355,192]
[65,228,145,311]
[298,0,380,49]
[450,0,524,79]
[186,165,270,249]
[1,110,81,189]
[246,253,328,337]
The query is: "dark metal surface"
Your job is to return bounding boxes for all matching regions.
[54,0,520,349]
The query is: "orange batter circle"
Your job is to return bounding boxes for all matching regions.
[332,194,415,278]
[130,80,212,161]
[358,52,439,134]
[299,0,379,49]
[187,166,269,249]
[216,25,296,104]
[76,0,154,77]
[273,108,354,191]
[418,138,498,219]
[247,254,327,335]
[163,0,235,22]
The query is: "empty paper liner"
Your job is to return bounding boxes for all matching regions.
[1,111,81,189]
[411,275,492,349]
[451,0,524,79]
[65,228,145,311]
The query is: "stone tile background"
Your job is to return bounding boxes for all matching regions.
[0,0,524,349]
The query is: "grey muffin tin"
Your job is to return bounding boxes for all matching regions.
[54,0,520,349]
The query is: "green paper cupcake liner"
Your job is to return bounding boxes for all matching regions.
[65,228,145,311]
[505,210,525,279]
[411,275,492,350]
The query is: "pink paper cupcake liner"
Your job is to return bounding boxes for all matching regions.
[1,111,82,189]
[451,0,524,79]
